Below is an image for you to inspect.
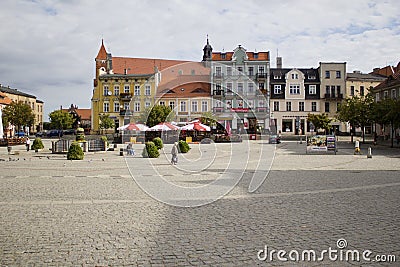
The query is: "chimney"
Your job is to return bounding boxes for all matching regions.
[276,57,282,69]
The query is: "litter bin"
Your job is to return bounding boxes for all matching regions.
[7,146,12,154]
[250,134,256,140]
[119,148,124,156]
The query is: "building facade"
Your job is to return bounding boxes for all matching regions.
[206,40,270,134]
[270,67,321,135]
[92,40,187,132]
[0,84,44,134]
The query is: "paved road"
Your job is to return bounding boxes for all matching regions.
[0,140,399,266]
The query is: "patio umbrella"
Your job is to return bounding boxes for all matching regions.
[226,121,232,136]
[117,123,148,131]
[181,122,210,131]
[148,122,180,131]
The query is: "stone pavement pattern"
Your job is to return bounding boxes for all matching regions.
[0,140,399,266]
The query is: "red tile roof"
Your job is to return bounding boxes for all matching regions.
[157,82,211,98]
[112,57,190,75]
[62,108,91,120]
[0,92,12,105]
[212,51,269,61]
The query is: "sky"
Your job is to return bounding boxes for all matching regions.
[0,0,399,120]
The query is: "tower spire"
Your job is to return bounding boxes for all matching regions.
[202,35,213,62]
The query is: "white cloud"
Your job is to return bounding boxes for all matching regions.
[0,0,399,119]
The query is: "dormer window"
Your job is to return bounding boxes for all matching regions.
[254,53,258,59]
[221,53,226,59]
[291,73,299,79]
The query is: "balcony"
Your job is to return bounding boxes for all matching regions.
[212,90,225,97]
[119,109,133,116]
[256,73,267,79]
[324,93,343,100]
[120,93,132,101]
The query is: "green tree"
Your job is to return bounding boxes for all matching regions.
[2,101,35,135]
[307,113,332,134]
[336,94,374,143]
[49,110,73,132]
[200,111,217,127]
[371,98,400,147]
[139,105,174,127]
[99,114,115,134]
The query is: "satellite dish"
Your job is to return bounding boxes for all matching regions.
[107,91,112,96]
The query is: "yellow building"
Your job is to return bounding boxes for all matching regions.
[0,84,44,134]
[91,40,187,133]
[346,71,386,98]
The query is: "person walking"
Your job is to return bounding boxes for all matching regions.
[25,137,31,151]
[354,138,361,155]
[171,142,178,165]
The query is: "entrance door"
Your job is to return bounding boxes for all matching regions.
[247,118,257,134]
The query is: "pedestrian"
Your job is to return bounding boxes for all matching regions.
[25,137,31,151]
[127,143,134,156]
[171,142,178,165]
[354,138,361,155]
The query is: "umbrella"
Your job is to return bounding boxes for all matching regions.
[181,122,211,131]
[148,122,180,131]
[226,121,232,136]
[117,123,148,131]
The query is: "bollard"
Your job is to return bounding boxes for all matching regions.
[119,147,124,156]
[367,147,372,158]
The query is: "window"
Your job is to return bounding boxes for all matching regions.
[216,82,221,91]
[289,84,300,94]
[237,66,243,75]
[124,102,130,110]
[180,101,186,112]
[103,85,109,96]
[191,101,198,112]
[215,66,221,76]
[134,102,140,112]
[299,102,304,111]
[238,83,243,93]
[145,85,151,96]
[114,85,120,95]
[375,93,380,102]
[336,85,341,95]
[134,85,140,96]
[326,86,330,94]
[259,82,265,90]
[178,70,183,75]
[350,86,355,96]
[274,74,281,79]
[248,83,254,94]
[274,85,282,94]
[103,102,109,112]
[384,91,388,99]
[309,85,316,94]
[325,71,330,79]
[286,101,292,111]
[273,101,279,111]
[226,83,232,94]
[254,53,258,59]
[331,86,336,96]
[360,86,364,96]
[145,102,151,108]
[308,74,316,79]
[227,67,232,76]
[114,102,120,112]
[159,101,165,106]
[258,100,265,107]
[201,101,208,112]
[191,69,195,75]
[248,67,254,76]
[336,71,341,78]
[221,53,226,59]
[311,102,317,112]
[325,102,330,113]
[124,84,130,93]
[258,66,265,74]
[248,100,254,108]
[291,73,298,79]
[169,101,175,110]
[392,89,396,99]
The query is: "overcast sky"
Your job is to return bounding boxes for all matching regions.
[0,0,399,120]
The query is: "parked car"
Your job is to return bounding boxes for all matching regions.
[15,131,27,137]
[269,134,281,144]
[35,131,46,137]
[47,130,63,137]
[63,129,76,135]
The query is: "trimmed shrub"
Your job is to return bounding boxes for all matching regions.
[31,138,44,150]
[152,137,164,150]
[67,142,84,160]
[178,140,190,153]
[142,142,160,158]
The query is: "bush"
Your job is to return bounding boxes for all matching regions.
[178,140,190,153]
[142,142,160,158]
[31,138,44,150]
[152,137,163,150]
[67,142,84,160]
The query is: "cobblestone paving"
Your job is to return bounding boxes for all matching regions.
[0,141,399,266]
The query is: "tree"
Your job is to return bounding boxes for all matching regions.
[336,94,374,143]
[49,110,73,132]
[371,98,400,147]
[307,113,332,134]
[200,111,217,127]
[2,101,35,136]
[139,105,174,127]
[99,114,115,134]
